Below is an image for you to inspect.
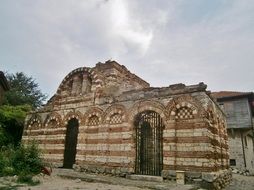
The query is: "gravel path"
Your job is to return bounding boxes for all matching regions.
[0,168,195,190]
[18,175,148,190]
[225,174,254,190]
[2,171,253,190]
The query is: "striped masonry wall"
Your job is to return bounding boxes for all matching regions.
[23,94,229,175]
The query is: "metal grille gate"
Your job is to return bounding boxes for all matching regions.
[135,111,163,176]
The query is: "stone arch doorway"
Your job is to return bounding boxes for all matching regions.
[134,110,164,176]
[63,118,79,168]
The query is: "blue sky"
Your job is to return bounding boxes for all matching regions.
[1,0,254,99]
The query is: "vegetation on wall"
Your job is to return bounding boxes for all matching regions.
[0,104,31,146]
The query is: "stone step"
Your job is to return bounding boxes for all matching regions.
[126,174,163,182]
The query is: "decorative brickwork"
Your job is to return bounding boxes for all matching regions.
[175,106,194,120]
[109,113,123,124]
[27,114,42,130]
[87,115,100,126]
[104,104,127,124]
[84,107,103,126]
[45,112,62,127]
[129,100,166,124]
[166,95,203,120]
[63,111,83,124]
[23,61,230,187]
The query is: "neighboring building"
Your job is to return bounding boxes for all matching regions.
[0,71,9,104]
[212,91,254,173]
[23,61,231,188]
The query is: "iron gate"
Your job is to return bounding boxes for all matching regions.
[63,118,79,168]
[135,111,163,176]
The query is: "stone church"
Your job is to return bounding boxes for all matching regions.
[23,60,231,188]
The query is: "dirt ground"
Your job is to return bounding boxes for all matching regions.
[18,175,149,190]
[1,172,254,190]
[0,175,149,190]
[225,174,254,190]
[0,171,194,190]
[18,176,149,190]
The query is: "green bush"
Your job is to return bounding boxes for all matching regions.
[17,171,40,185]
[0,145,14,176]
[17,172,33,184]
[0,141,42,179]
[12,142,42,175]
[2,166,15,176]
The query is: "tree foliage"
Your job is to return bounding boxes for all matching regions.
[0,105,31,146]
[3,72,47,108]
[0,72,47,147]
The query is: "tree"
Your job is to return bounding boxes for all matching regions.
[3,72,47,108]
[0,72,44,181]
[0,72,47,147]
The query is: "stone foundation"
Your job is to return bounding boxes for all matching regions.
[201,170,232,190]
[162,169,232,190]
[77,164,133,177]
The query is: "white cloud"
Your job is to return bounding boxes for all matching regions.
[110,0,153,56]
[1,0,254,97]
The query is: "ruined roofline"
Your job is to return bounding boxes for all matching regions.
[34,82,208,114]
[96,60,150,87]
[122,82,207,95]
[55,60,150,96]
[168,82,207,91]
[56,67,92,95]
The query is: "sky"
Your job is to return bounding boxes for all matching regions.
[1,0,254,99]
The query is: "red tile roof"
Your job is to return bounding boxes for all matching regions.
[211,91,253,99]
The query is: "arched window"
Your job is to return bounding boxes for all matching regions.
[175,106,194,120]
[109,113,123,124]
[47,119,58,128]
[87,115,99,126]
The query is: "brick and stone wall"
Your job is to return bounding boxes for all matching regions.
[22,61,230,189]
[0,71,9,104]
[227,129,254,173]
